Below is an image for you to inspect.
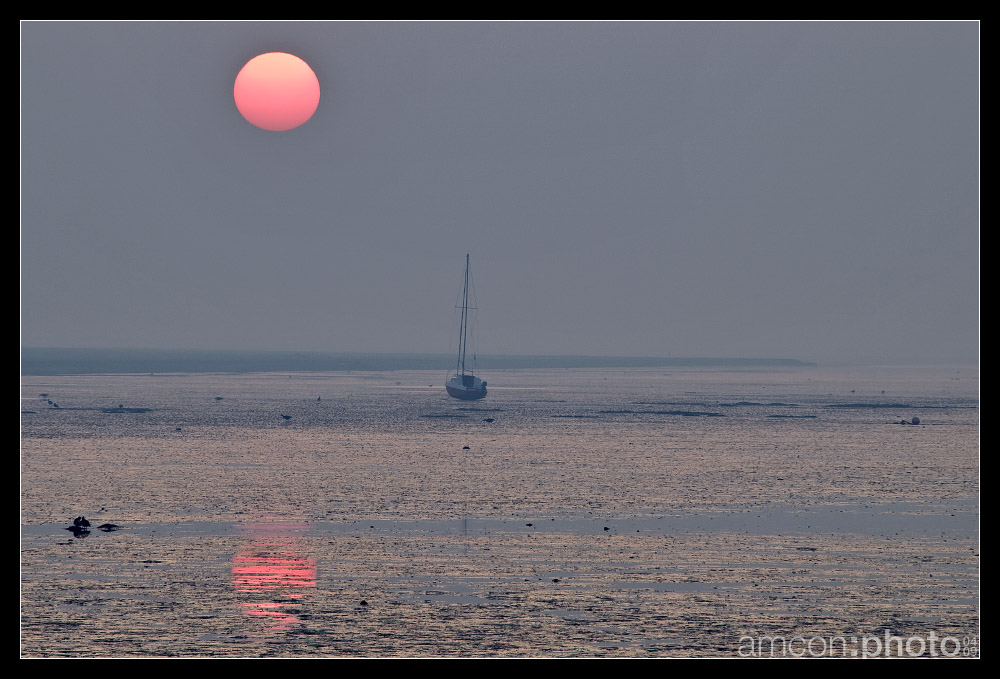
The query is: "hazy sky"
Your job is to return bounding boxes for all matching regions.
[21,22,979,363]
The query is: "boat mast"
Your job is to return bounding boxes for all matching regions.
[457,254,470,377]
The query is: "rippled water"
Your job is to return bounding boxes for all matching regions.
[21,365,979,657]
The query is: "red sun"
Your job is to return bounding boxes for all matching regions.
[234,52,320,132]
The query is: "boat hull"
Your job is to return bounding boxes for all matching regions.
[446,375,487,400]
[446,383,487,400]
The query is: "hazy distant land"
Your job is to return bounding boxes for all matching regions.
[21,348,815,376]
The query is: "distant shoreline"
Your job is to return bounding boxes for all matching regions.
[21,348,816,376]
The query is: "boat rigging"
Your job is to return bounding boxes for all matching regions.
[446,254,487,401]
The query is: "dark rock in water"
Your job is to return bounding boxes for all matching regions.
[526,523,533,527]
[281,414,292,420]
[215,396,224,400]
[483,418,494,423]
[911,416,920,425]
[360,600,368,606]
[603,526,610,531]
[39,393,48,398]
[552,578,560,583]
[66,519,91,536]
[462,445,470,450]
[97,523,120,532]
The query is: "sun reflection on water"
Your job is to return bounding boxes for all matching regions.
[232,520,316,631]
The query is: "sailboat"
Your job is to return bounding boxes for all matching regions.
[446,254,487,400]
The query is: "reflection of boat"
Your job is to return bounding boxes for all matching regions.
[446,254,487,401]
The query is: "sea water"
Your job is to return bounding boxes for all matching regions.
[20,363,979,657]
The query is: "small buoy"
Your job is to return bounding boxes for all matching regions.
[552,578,560,583]
[526,523,533,527]
[603,526,609,531]
[360,600,368,606]
[911,416,920,425]
[462,445,470,450]
[483,418,494,423]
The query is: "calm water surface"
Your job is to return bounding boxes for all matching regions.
[21,365,979,657]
